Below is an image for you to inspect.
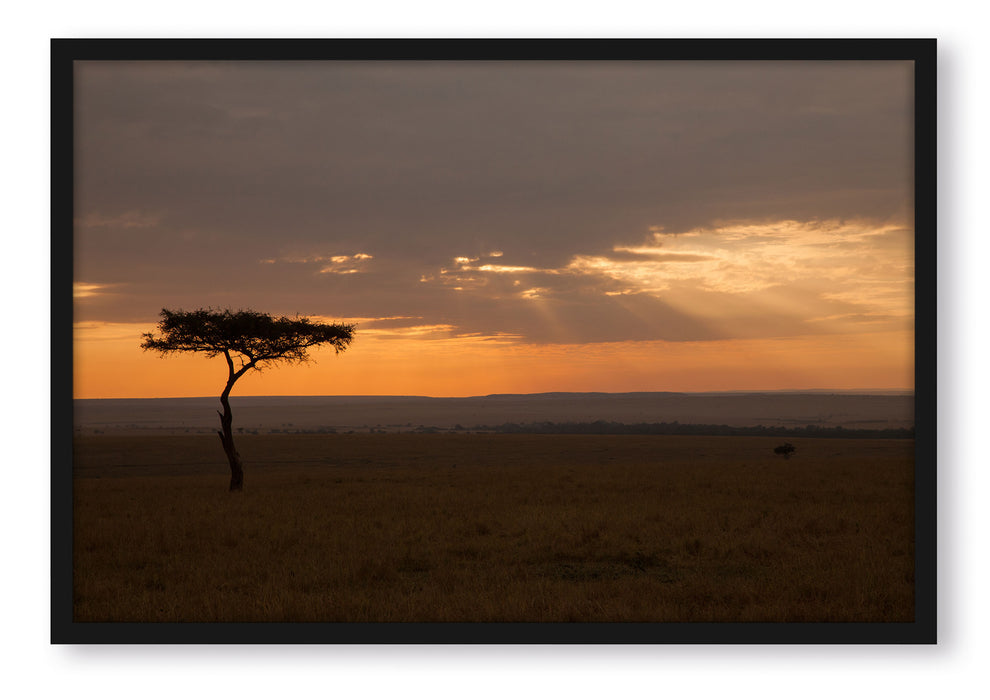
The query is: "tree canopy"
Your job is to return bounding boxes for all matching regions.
[140,307,355,369]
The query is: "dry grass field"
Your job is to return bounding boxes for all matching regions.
[72,433,914,623]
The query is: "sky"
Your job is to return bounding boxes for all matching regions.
[72,59,915,398]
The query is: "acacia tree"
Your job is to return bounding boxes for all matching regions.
[141,308,355,491]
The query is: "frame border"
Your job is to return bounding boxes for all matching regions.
[52,37,936,644]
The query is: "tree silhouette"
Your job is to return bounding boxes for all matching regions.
[141,308,355,491]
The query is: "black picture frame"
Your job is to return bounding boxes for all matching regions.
[52,37,936,644]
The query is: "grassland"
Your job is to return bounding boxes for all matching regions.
[72,433,914,623]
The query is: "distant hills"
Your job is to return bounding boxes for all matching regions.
[73,391,914,436]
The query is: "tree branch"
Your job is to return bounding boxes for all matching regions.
[233,360,256,381]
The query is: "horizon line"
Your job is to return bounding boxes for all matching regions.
[75,388,916,401]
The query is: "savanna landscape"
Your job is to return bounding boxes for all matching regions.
[66,55,924,632]
[73,426,914,623]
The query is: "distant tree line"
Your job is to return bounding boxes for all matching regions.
[469,420,914,439]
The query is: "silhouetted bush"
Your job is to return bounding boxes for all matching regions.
[774,443,796,458]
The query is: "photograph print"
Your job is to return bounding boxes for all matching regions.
[54,39,935,643]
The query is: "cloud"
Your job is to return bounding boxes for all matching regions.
[362,323,458,339]
[429,217,910,302]
[476,264,542,274]
[74,282,116,298]
[74,320,148,342]
[567,218,913,305]
[520,288,549,300]
[257,252,374,274]
[75,210,161,229]
[413,217,913,343]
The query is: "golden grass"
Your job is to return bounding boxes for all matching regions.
[72,434,914,622]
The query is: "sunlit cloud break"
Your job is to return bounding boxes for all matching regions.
[74,282,115,298]
[632,218,910,297]
[360,324,523,344]
[477,264,541,274]
[565,218,912,301]
[422,218,913,326]
[258,252,374,274]
[321,253,372,275]
[450,253,552,276]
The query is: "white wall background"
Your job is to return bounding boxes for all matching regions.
[2,3,979,699]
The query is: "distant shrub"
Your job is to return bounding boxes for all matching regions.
[774,443,796,458]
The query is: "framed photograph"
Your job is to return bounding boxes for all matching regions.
[52,38,936,643]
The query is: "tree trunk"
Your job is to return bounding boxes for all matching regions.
[218,383,245,491]
[217,351,254,492]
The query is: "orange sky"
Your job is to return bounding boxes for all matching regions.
[74,321,913,399]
